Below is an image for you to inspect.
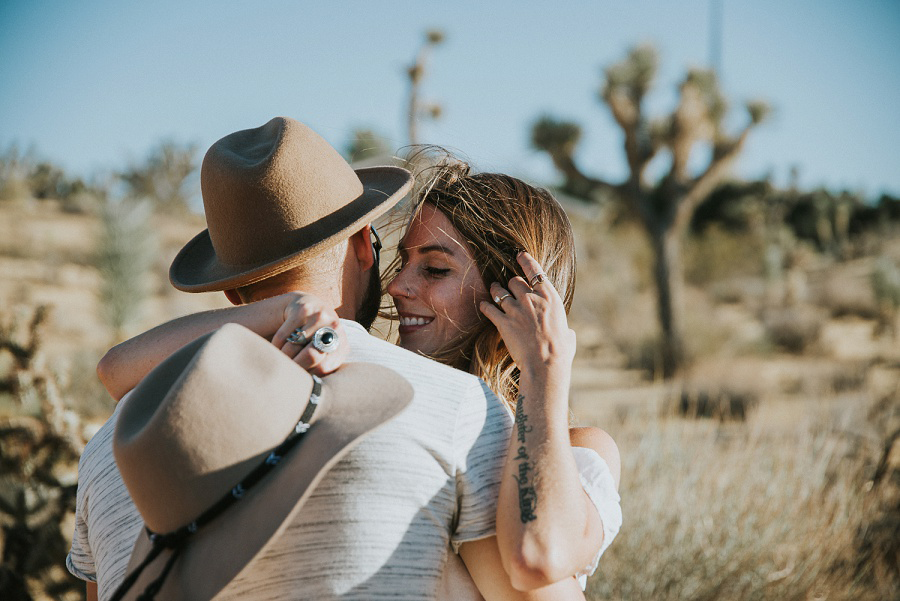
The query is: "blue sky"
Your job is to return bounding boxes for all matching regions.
[1,0,898,197]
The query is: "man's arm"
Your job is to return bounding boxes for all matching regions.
[459,537,586,601]
[97,291,347,400]
[97,297,288,400]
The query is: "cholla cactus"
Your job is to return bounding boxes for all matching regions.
[872,257,900,337]
[95,198,156,342]
[0,305,87,599]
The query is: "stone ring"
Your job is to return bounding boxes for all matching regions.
[493,293,512,306]
[529,272,547,287]
[286,328,309,347]
[311,327,340,354]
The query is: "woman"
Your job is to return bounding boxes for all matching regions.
[98,157,621,592]
[376,159,621,590]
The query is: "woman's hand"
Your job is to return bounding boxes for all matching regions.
[271,292,349,376]
[479,252,576,381]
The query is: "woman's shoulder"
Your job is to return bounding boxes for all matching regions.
[569,426,615,449]
[569,426,621,489]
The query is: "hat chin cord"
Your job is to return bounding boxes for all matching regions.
[110,375,323,601]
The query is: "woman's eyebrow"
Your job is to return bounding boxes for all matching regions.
[398,242,456,256]
[419,244,456,256]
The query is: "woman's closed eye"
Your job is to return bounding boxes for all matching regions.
[424,266,451,278]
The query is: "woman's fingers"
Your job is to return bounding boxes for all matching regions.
[507,275,532,297]
[479,300,506,326]
[489,283,515,311]
[516,251,559,300]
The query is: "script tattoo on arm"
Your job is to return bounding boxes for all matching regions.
[513,394,537,523]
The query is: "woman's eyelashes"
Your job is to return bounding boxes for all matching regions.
[392,263,451,278]
[423,266,451,278]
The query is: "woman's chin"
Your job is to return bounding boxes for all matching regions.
[396,331,434,357]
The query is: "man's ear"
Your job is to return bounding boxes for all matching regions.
[350,225,376,272]
[224,289,243,305]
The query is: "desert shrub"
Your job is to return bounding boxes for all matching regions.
[94,199,156,342]
[841,390,900,599]
[708,277,765,306]
[817,275,879,319]
[586,397,886,600]
[671,386,758,421]
[872,257,900,337]
[684,225,765,287]
[0,144,32,203]
[618,335,683,381]
[829,362,870,393]
[762,307,823,353]
[119,141,199,214]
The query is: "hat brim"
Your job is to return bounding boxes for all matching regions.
[118,362,412,601]
[169,166,412,292]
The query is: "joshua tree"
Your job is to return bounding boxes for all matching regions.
[119,140,198,214]
[406,29,445,147]
[532,45,769,375]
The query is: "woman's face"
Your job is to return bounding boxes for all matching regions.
[387,203,490,357]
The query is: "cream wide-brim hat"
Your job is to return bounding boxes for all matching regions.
[169,116,413,292]
[112,323,413,600]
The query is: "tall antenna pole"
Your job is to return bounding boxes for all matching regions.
[709,0,723,78]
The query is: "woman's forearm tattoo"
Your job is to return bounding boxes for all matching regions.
[513,394,537,523]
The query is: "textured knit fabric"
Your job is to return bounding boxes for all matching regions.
[67,320,513,601]
[573,446,622,589]
[66,391,141,590]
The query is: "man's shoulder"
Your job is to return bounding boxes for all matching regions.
[76,399,130,502]
[79,404,121,469]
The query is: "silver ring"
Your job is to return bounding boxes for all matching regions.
[529,272,547,287]
[311,327,340,354]
[493,293,512,306]
[286,328,309,346]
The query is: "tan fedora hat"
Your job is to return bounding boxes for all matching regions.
[169,116,413,292]
[110,323,412,600]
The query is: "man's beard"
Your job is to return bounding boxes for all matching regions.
[355,262,382,330]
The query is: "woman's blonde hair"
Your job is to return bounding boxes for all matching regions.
[384,151,576,412]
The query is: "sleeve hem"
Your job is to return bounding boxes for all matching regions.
[572,446,622,580]
[449,529,497,554]
[66,553,97,582]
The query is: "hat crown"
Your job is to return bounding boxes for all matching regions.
[114,324,314,533]
[170,117,412,292]
[200,117,364,269]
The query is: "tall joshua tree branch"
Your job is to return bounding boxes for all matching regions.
[532,44,769,376]
[406,29,445,147]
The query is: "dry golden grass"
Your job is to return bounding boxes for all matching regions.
[574,386,898,600]
[565,213,900,600]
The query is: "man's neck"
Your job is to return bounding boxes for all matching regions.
[248,276,357,321]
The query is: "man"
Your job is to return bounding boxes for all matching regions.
[67,117,584,600]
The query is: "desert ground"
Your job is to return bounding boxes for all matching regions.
[1,197,898,600]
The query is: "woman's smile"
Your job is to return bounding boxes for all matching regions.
[387,203,489,358]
